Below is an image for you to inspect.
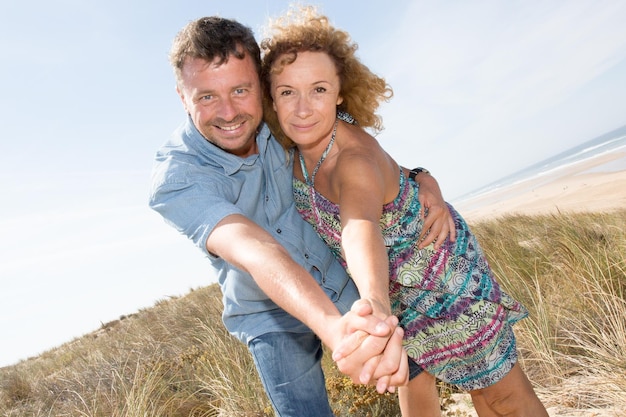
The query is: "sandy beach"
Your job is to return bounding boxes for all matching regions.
[453,151,626,222]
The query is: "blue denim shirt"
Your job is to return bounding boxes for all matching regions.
[149,117,357,343]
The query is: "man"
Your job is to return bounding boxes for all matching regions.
[149,16,452,416]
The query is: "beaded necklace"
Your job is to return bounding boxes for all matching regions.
[298,119,339,187]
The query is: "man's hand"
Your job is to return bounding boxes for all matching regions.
[412,171,456,248]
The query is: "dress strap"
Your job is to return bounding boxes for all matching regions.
[299,119,339,186]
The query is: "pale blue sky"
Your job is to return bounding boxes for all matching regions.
[1,0,626,367]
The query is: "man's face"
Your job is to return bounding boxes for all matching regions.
[177,53,263,157]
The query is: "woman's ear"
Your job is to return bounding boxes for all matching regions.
[336,96,344,106]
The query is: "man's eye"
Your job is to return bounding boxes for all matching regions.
[234,88,246,95]
[200,95,213,101]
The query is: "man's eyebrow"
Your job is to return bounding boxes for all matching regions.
[194,81,256,98]
[233,81,254,89]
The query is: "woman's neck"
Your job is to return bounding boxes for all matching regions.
[297,119,339,187]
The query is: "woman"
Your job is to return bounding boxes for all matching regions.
[260,6,549,417]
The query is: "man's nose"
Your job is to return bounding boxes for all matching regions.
[218,96,238,120]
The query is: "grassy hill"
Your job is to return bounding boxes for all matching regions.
[1,210,625,416]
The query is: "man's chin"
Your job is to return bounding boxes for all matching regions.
[208,135,257,157]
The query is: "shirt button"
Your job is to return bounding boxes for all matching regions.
[276,229,282,234]
[304,253,309,259]
[265,196,269,202]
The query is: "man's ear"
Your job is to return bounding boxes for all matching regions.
[176,85,189,113]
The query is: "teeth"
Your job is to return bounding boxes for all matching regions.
[220,123,243,131]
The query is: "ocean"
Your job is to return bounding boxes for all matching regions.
[454,124,626,204]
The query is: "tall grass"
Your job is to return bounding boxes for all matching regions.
[473,209,626,411]
[1,210,625,416]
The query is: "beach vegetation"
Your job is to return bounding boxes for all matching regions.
[1,209,625,416]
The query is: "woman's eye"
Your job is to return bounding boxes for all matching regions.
[315,87,327,93]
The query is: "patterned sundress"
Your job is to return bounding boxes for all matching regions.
[293,167,528,391]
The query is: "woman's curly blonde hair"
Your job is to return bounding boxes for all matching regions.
[260,5,393,149]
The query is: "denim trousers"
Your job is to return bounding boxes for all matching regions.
[247,269,360,416]
[249,331,335,417]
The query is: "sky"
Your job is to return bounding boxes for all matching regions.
[1,0,626,368]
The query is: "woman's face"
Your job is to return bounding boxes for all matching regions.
[270,51,343,149]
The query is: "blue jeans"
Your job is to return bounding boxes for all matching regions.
[249,331,335,417]
[409,357,425,379]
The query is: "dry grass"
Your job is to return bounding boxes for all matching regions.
[473,209,626,413]
[1,209,625,416]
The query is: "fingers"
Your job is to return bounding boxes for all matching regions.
[417,204,456,249]
[358,354,380,385]
[350,298,374,316]
[333,313,398,383]
[418,217,440,248]
[356,316,399,384]
[376,374,393,394]
[332,301,394,362]
[418,212,447,249]
[371,325,406,381]
[447,213,457,242]
[387,331,409,388]
[332,329,368,362]
[361,326,409,394]
[334,322,392,375]
[331,302,407,390]
[334,321,409,393]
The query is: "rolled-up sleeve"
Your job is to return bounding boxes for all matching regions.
[149,156,244,257]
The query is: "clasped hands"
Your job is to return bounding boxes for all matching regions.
[330,299,408,394]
